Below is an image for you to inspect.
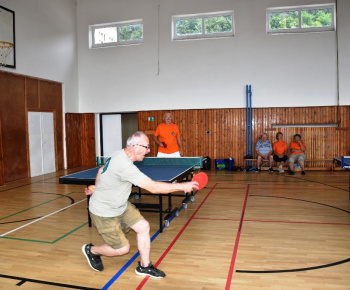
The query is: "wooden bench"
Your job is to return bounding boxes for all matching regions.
[244,158,335,170]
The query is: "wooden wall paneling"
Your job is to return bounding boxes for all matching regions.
[39,80,64,170]
[341,106,350,155]
[0,73,28,182]
[0,117,3,185]
[65,113,82,169]
[80,114,96,167]
[65,113,96,169]
[26,78,39,109]
[137,106,349,170]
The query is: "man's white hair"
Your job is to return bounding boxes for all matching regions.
[126,131,147,148]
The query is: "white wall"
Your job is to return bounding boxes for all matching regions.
[338,0,350,105]
[0,0,79,111]
[1,0,348,113]
[76,0,349,112]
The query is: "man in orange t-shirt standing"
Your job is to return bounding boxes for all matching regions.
[288,134,306,175]
[153,112,183,157]
[273,132,288,174]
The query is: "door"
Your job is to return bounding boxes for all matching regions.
[101,114,122,157]
[28,112,56,177]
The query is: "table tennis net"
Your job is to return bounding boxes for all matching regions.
[134,157,204,169]
[97,156,204,169]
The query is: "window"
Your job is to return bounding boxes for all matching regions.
[267,4,335,34]
[90,20,143,48]
[172,11,235,41]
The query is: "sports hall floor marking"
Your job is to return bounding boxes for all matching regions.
[235,193,350,274]
[135,184,218,289]
[225,184,250,290]
[101,188,203,289]
[0,194,88,243]
[0,273,100,290]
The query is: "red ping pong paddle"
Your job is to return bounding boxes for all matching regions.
[162,142,167,148]
[192,172,208,190]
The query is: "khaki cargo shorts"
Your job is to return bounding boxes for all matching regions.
[89,202,144,249]
[289,154,306,163]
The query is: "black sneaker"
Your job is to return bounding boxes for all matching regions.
[255,168,260,173]
[289,171,295,175]
[135,262,165,278]
[269,167,273,173]
[82,244,104,271]
[301,171,306,175]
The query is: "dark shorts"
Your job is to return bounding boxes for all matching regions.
[89,202,144,249]
[273,155,288,163]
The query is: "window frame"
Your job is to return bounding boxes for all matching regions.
[266,4,336,34]
[89,19,143,49]
[172,10,235,41]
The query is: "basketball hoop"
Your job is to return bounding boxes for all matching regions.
[0,41,14,67]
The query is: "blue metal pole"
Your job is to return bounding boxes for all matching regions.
[249,85,252,157]
[246,85,252,167]
[246,85,248,157]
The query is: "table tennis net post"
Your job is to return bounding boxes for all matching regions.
[96,156,110,166]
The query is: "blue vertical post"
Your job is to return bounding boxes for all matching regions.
[246,85,252,167]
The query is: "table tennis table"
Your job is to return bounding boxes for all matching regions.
[333,156,350,201]
[59,157,205,232]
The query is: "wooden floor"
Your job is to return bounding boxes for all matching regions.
[0,168,349,289]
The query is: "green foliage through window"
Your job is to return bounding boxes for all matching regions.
[176,18,202,36]
[174,12,234,39]
[301,9,332,28]
[91,20,143,48]
[269,11,299,30]
[205,15,232,34]
[268,5,334,32]
[119,24,143,41]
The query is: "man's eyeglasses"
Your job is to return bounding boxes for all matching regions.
[136,144,150,149]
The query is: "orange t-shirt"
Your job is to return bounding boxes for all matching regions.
[289,141,306,155]
[154,123,180,154]
[273,141,288,155]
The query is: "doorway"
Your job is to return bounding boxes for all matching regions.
[28,112,56,177]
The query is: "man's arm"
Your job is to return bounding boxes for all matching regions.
[176,137,183,156]
[153,135,163,147]
[298,142,306,152]
[85,166,105,196]
[138,177,198,194]
[267,142,273,156]
[256,141,262,156]
[290,142,305,154]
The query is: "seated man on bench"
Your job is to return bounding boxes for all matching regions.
[255,133,274,173]
[273,132,288,174]
[288,134,306,175]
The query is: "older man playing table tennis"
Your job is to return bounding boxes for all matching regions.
[82,131,198,278]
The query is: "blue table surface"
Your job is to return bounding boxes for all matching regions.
[61,164,193,183]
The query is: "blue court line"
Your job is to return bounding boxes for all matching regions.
[101,191,199,289]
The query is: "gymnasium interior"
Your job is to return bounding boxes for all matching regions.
[0,0,349,289]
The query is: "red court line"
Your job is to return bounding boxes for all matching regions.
[193,217,350,226]
[225,184,250,290]
[243,219,350,226]
[135,183,218,289]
